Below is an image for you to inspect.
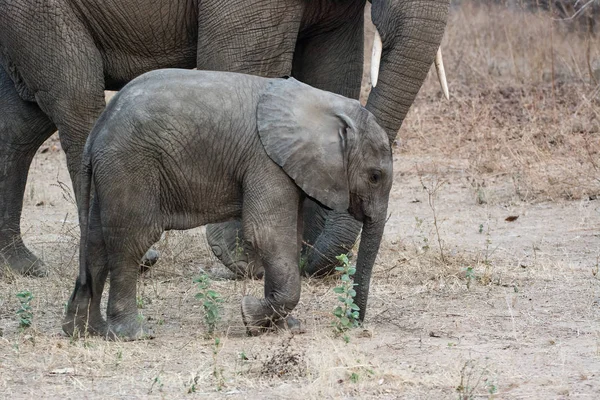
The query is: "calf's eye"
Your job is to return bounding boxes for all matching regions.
[369,171,381,184]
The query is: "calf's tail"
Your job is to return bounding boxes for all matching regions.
[78,150,93,286]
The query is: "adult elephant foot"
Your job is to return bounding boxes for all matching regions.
[241,296,302,336]
[206,221,264,279]
[0,240,48,277]
[273,315,304,334]
[107,318,154,341]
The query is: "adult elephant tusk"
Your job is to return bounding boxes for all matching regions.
[435,47,449,100]
[370,28,383,88]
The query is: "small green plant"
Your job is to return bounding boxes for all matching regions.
[347,366,375,384]
[136,296,144,309]
[235,350,250,377]
[332,254,360,336]
[187,374,199,394]
[414,216,430,251]
[194,274,223,336]
[480,220,495,286]
[486,379,498,396]
[465,266,475,289]
[415,216,424,228]
[16,290,34,329]
[467,221,497,289]
[298,254,307,272]
[149,375,163,394]
[456,360,492,400]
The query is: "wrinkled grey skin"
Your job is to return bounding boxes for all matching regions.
[62,70,393,340]
[0,0,448,277]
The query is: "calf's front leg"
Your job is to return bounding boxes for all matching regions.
[240,179,303,335]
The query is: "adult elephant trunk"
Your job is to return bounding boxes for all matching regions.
[302,199,362,277]
[367,0,450,143]
[354,214,387,322]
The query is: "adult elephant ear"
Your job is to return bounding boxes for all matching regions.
[257,78,360,212]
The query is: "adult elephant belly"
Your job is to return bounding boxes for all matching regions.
[77,0,200,90]
[101,48,198,91]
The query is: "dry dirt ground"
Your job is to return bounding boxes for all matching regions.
[1,2,600,399]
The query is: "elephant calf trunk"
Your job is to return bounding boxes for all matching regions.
[353,215,386,322]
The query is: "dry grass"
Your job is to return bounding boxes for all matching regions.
[1,2,600,398]
[396,1,600,202]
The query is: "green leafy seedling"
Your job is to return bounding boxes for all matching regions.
[16,290,34,330]
[332,254,360,336]
[194,274,223,336]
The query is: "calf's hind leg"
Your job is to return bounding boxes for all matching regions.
[63,197,109,337]
[102,204,163,340]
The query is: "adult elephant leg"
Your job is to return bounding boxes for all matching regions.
[0,67,56,276]
[292,6,365,275]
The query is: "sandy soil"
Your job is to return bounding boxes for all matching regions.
[1,2,599,399]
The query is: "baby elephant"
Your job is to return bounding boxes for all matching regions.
[63,69,393,340]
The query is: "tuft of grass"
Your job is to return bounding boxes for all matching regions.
[456,359,496,400]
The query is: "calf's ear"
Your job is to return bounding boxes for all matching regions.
[257,78,361,211]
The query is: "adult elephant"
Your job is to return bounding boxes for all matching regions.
[0,0,449,298]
